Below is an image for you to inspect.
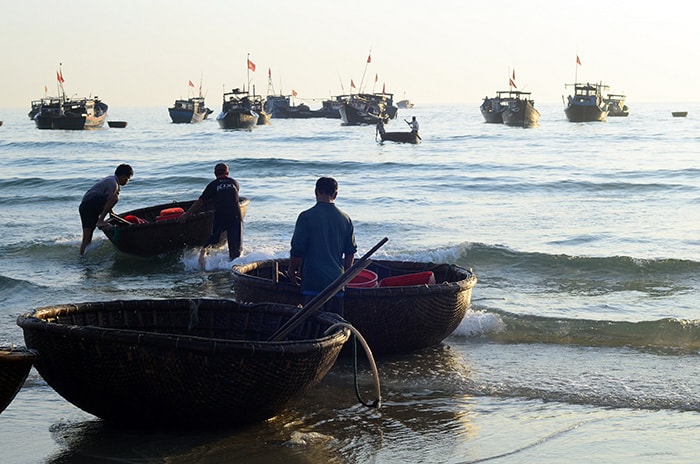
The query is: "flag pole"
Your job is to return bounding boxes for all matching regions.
[246,53,250,94]
[359,49,371,92]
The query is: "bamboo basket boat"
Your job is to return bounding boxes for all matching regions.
[101,198,249,256]
[16,298,349,427]
[231,259,477,355]
[0,346,36,414]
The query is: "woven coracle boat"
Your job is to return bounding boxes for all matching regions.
[231,259,477,356]
[100,198,250,256]
[0,346,36,414]
[16,299,349,427]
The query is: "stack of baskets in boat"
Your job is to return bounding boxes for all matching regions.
[0,346,36,414]
[16,298,349,427]
[101,198,250,256]
[231,259,477,356]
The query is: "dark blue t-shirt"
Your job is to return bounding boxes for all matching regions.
[199,177,240,225]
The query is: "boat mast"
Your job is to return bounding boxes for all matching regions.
[359,49,371,93]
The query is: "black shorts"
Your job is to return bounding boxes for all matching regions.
[79,195,107,229]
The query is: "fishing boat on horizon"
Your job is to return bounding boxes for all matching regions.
[168,78,213,123]
[339,92,397,126]
[604,93,629,117]
[32,66,108,130]
[216,88,259,129]
[502,91,540,127]
[564,82,609,122]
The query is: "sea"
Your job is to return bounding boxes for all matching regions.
[1,102,699,463]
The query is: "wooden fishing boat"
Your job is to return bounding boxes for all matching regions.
[480,92,510,123]
[564,82,609,122]
[231,259,477,355]
[672,111,688,117]
[100,198,250,256]
[0,346,36,414]
[379,131,420,144]
[168,96,212,123]
[216,88,259,129]
[339,93,398,126]
[34,96,108,130]
[17,299,350,427]
[604,94,629,117]
[501,91,541,127]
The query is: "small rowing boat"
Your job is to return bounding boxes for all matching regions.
[0,346,36,414]
[231,259,477,355]
[101,198,250,256]
[17,299,350,427]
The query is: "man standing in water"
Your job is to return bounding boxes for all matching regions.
[79,164,133,255]
[288,177,357,317]
[179,163,242,266]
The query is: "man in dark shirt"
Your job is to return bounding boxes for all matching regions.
[288,177,357,316]
[179,163,242,265]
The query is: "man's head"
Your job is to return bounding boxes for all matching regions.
[315,177,338,201]
[115,164,133,185]
[214,163,229,177]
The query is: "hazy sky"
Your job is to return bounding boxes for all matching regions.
[2,0,696,109]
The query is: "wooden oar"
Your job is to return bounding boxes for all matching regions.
[268,237,388,342]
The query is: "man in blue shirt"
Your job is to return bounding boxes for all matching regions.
[288,177,357,316]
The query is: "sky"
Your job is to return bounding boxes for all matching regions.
[1,0,697,109]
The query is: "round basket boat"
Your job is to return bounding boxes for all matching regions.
[0,346,36,414]
[17,299,349,427]
[101,198,250,256]
[231,259,477,356]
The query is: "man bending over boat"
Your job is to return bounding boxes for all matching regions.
[179,163,242,266]
[288,177,357,317]
[79,164,133,255]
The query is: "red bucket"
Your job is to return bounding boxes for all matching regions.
[379,271,436,288]
[347,269,378,288]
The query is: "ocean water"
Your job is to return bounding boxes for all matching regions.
[1,102,699,463]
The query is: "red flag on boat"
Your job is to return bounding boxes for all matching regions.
[375,73,378,83]
[576,55,581,65]
[268,68,271,78]
[188,80,195,88]
[292,89,298,97]
[351,79,356,89]
[56,70,64,83]
[382,83,385,94]
[44,85,48,94]
[247,59,256,72]
[367,53,371,63]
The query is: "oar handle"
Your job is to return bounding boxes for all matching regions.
[268,237,388,341]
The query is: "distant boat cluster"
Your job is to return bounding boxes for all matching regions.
[14,60,691,133]
[481,79,633,128]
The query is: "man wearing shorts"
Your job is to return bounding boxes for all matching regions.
[79,164,133,255]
